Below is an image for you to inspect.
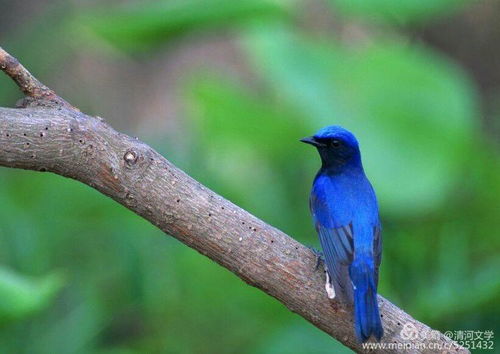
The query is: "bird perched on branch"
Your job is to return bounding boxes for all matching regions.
[301,126,383,343]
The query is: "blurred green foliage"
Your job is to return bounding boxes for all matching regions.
[0,267,64,325]
[1,0,499,353]
[243,24,477,214]
[327,0,469,25]
[77,0,293,52]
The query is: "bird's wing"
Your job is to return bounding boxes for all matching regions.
[310,193,354,302]
[316,224,354,295]
[373,225,382,286]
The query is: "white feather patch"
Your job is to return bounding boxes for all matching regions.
[325,271,336,299]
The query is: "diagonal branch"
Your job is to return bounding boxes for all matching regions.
[0,48,467,354]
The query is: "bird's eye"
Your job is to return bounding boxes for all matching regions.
[331,139,341,148]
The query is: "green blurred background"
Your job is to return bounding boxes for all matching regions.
[0,0,499,353]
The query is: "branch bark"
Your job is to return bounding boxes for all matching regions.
[0,47,73,109]
[0,47,467,354]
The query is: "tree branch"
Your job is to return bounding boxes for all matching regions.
[0,46,74,109]
[0,47,467,354]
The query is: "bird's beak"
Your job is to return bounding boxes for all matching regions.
[300,136,325,147]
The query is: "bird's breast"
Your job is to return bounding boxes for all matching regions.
[311,172,378,228]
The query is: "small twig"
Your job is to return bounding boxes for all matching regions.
[0,46,74,109]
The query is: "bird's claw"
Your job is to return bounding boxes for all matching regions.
[307,246,325,271]
[307,246,335,299]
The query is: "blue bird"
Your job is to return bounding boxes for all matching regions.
[301,126,383,343]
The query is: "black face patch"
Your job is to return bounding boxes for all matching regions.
[331,139,341,148]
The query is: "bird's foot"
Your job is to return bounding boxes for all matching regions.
[307,246,335,298]
[307,246,324,271]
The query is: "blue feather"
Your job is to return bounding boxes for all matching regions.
[350,256,383,342]
[302,126,384,343]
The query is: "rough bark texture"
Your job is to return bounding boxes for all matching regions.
[0,46,467,353]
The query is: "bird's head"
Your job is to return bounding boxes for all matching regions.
[300,125,361,170]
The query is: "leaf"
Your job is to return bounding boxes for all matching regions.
[0,267,64,324]
[77,0,294,52]
[326,0,471,25]
[187,76,308,159]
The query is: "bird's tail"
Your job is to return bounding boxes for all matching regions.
[349,256,383,342]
